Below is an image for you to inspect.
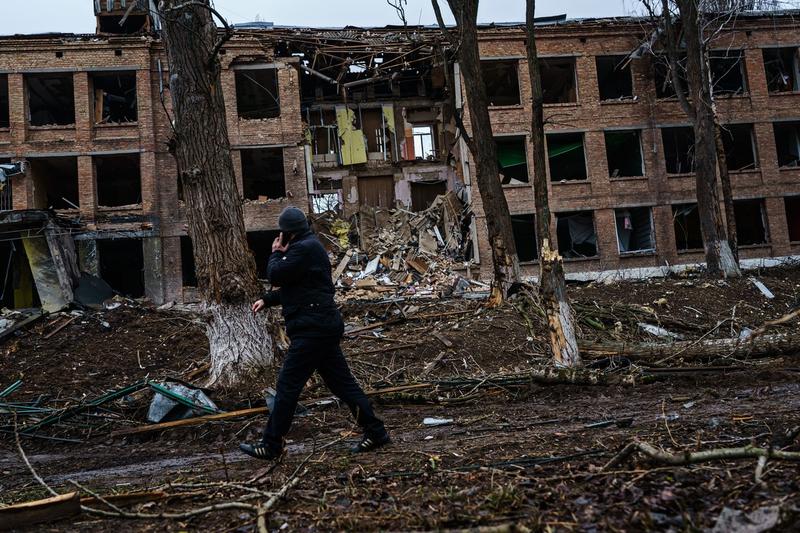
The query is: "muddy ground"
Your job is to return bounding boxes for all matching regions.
[1,268,800,531]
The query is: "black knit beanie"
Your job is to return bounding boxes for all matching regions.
[278,206,309,233]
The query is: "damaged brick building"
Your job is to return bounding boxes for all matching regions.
[0,1,798,306]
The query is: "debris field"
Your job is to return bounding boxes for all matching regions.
[2,267,800,531]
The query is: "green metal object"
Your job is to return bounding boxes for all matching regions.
[147,382,219,415]
[22,380,149,434]
[0,380,22,399]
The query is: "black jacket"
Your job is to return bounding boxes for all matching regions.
[261,230,344,339]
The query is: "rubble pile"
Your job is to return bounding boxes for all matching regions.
[316,192,489,301]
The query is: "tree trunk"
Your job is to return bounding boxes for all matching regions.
[525,0,580,368]
[445,0,521,303]
[678,0,740,277]
[160,0,273,387]
[714,122,739,263]
[580,331,800,362]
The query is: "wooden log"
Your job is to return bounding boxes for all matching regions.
[580,331,800,363]
[0,492,81,531]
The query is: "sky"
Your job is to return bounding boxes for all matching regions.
[4,0,635,35]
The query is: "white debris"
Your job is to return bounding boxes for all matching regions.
[423,417,454,426]
[750,278,774,299]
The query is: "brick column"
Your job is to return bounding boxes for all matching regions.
[653,204,678,265]
[11,158,33,210]
[77,155,96,220]
[7,73,25,144]
[140,150,157,215]
[765,196,790,255]
[73,72,91,144]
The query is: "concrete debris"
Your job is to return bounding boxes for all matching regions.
[315,192,487,302]
[750,278,775,299]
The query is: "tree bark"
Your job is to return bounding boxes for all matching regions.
[442,0,521,302]
[525,0,580,368]
[714,121,739,263]
[160,0,273,387]
[580,331,800,362]
[675,0,740,277]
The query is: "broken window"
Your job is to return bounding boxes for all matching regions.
[98,238,144,298]
[496,136,529,185]
[410,180,447,212]
[540,57,577,104]
[785,196,800,242]
[710,49,747,95]
[481,60,521,106]
[547,132,587,181]
[662,126,695,174]
[773,121,800,168]
[672,204,703,251]
[596,56,633,101]
[91,72,137,124]
[247,230,281,279]
[235,68,280,120]
[98,15,148,34]
[615,207,655,254]
[241,148,285,200]
[511,214,538,262]
[27,73,75,126]
[605,130,643,177]
[654,55,688,98]
[311,176,342,214]
[719,123,757,171]
[763,47,800,93]
[29,157,79,210]
[734,198,769,246]
[95,154,142,207]
[412,125,435,160]
[309,109,340,160]
[180,236,197,287]
[0,75,8,128]
[556,211,598,258]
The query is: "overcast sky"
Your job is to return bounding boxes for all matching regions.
[5,0,636,35]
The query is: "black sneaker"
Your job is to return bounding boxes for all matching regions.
[350,433,391,453]
[239,442,282,461]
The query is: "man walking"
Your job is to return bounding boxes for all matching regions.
[240,206,390,460]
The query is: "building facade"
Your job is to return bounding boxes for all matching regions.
[0,2,798,306]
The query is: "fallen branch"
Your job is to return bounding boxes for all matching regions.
[604,440,800,471]
[580,331,800,363]
[0,492,81,531]
[111,406,268,438]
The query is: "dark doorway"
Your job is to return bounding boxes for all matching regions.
[98,238,144,298]
[358,176,395,209]
[410,180,446,212]
[0,240,40,309]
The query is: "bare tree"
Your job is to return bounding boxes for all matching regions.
[524,0,580,367]
[431,0,522,303]
[159,0,274,386]
[641,0,741,277]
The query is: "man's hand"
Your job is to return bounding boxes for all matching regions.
[252,299,265,314]
[272,232,289,253]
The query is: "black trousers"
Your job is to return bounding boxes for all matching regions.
[261,336,386,451]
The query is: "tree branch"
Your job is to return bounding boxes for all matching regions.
[431,0,457,46]
[661,0,696,120]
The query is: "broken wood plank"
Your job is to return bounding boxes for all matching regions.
[0,492,81,531]
[332,249,354,282]
[110,406,268,438]
[432,331,453,348]
[43,316,78,339]
[419,351,447,378]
